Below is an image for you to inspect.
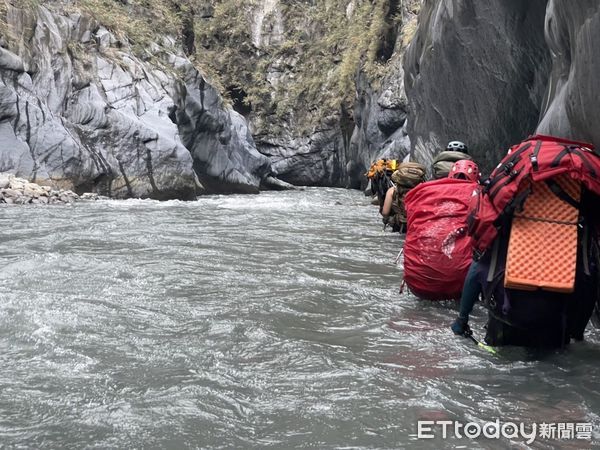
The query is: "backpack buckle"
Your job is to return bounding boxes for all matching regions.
[530,155,538,170]
[503,162,514,175]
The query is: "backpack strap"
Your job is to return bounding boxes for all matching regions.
[486,238,501,283]
[550,146,571,167]
[550,146,598,178]
[494,184,532,226]
[582,218,590,276]
[530,140,543,171]
[488,167,523,200]
[544,179,581,210]
[484,142,532,194]
[570,148,598,178]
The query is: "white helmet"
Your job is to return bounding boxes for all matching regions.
[446,141,468,153]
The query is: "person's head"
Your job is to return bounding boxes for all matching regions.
[449,159,479,182]
[446,140,468,154]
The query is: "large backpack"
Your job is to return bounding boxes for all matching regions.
[367,159,400,211]
[391,162,427,188]
[466,134,600,346]
[383,162,427,231]
[468,135,600,254]
[431,151,472,179]
[479,201,600,347]
[403,178,477,300]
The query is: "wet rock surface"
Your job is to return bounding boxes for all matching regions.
[0,173,97,205]
[537,0,600,146]
[3,1,600,194]
[349,57,411,189]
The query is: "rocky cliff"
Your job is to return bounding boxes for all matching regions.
[537,1,600,146]
[0,2,271,199]
[0,0,422,197]
[2,0,599,197]
[404,0,600,173]
[196,0,421,189]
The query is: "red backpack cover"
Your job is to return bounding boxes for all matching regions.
[403,178,478,300]
[468,135,600,253]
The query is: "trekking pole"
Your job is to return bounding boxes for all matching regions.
[463,328,497,355]
[394,247,403,265]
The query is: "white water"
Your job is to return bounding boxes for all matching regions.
[0,188,599,448]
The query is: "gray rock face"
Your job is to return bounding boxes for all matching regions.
[537,1,600,145]
[172,58,271,194]
[0,5,271,199]
[349,56,411,189]
[246,0,415,189]
[404,0,551,173]
[9,1,599,195]
[257,120,350,188]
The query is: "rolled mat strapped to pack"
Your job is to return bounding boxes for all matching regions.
[432,151,472,179]
[504,174,581,293]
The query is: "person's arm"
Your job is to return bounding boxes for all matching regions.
[381,186,395,217]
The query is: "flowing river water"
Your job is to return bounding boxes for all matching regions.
[1,188,599,449]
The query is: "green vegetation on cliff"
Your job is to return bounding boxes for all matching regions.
[195,0,421,135]
[0,0,420,137]
[0,0,180,53]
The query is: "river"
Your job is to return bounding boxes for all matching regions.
[0,188,599,448]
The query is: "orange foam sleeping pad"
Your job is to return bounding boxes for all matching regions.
[504,174,581,293]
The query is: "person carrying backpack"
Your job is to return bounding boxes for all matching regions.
[381,162,427,233]
[431,141,473,179]
[402,159,481,300]
[366,159,398,209]
[451,135,600,347]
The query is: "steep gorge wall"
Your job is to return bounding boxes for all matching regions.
[4,0,597,197]
[349,48,411,189]
[0,3,271,199]
[537,0,600,146]
[197,0,421,189]
[403,0,600,173]
[404,0,550,173]
[0,0,423,197]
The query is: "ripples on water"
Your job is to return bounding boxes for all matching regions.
[0,188,599,449]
